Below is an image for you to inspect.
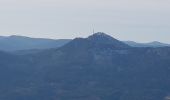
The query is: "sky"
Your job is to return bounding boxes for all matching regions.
[0,0,169,43]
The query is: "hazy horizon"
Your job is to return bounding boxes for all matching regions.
[0,0,169,43]
[0,32,169,44]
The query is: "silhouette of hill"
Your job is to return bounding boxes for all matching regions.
[0,34,169,52]
[0,35,71,51]
[124,41,170,47]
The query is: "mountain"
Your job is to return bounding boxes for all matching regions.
[124,41,170,47]
[0,33,170,100]
[61,32,130,52]
[0,34,169,52]
[0,35,71,51]
[88,32,130,48]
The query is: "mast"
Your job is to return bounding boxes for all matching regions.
[92,24,95,34]
[93,28,95,34]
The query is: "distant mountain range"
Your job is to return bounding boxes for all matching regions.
[0,35,70,51]
[0,35,169,51]
[124,41,170,47]
[0,32,170,100]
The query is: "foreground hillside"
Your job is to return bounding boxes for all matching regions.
[0,32,170,100]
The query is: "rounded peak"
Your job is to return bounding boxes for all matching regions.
[5,35,31,40]
[150,41,162,44]
[88,32,113,38]
[87,32,116,42]
[64,32,130,50]
[9,35,19,37]
[87,32,118,42]
[86,32,130,48]
[93,32,109,36]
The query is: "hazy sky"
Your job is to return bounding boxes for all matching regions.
[0,0,169,43]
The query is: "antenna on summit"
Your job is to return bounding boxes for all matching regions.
[93,28,95,34]
[92,25,95,34]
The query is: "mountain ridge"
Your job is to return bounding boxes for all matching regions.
[125,41,170,47]
[0,33,169,52]
[0,35,71,51]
